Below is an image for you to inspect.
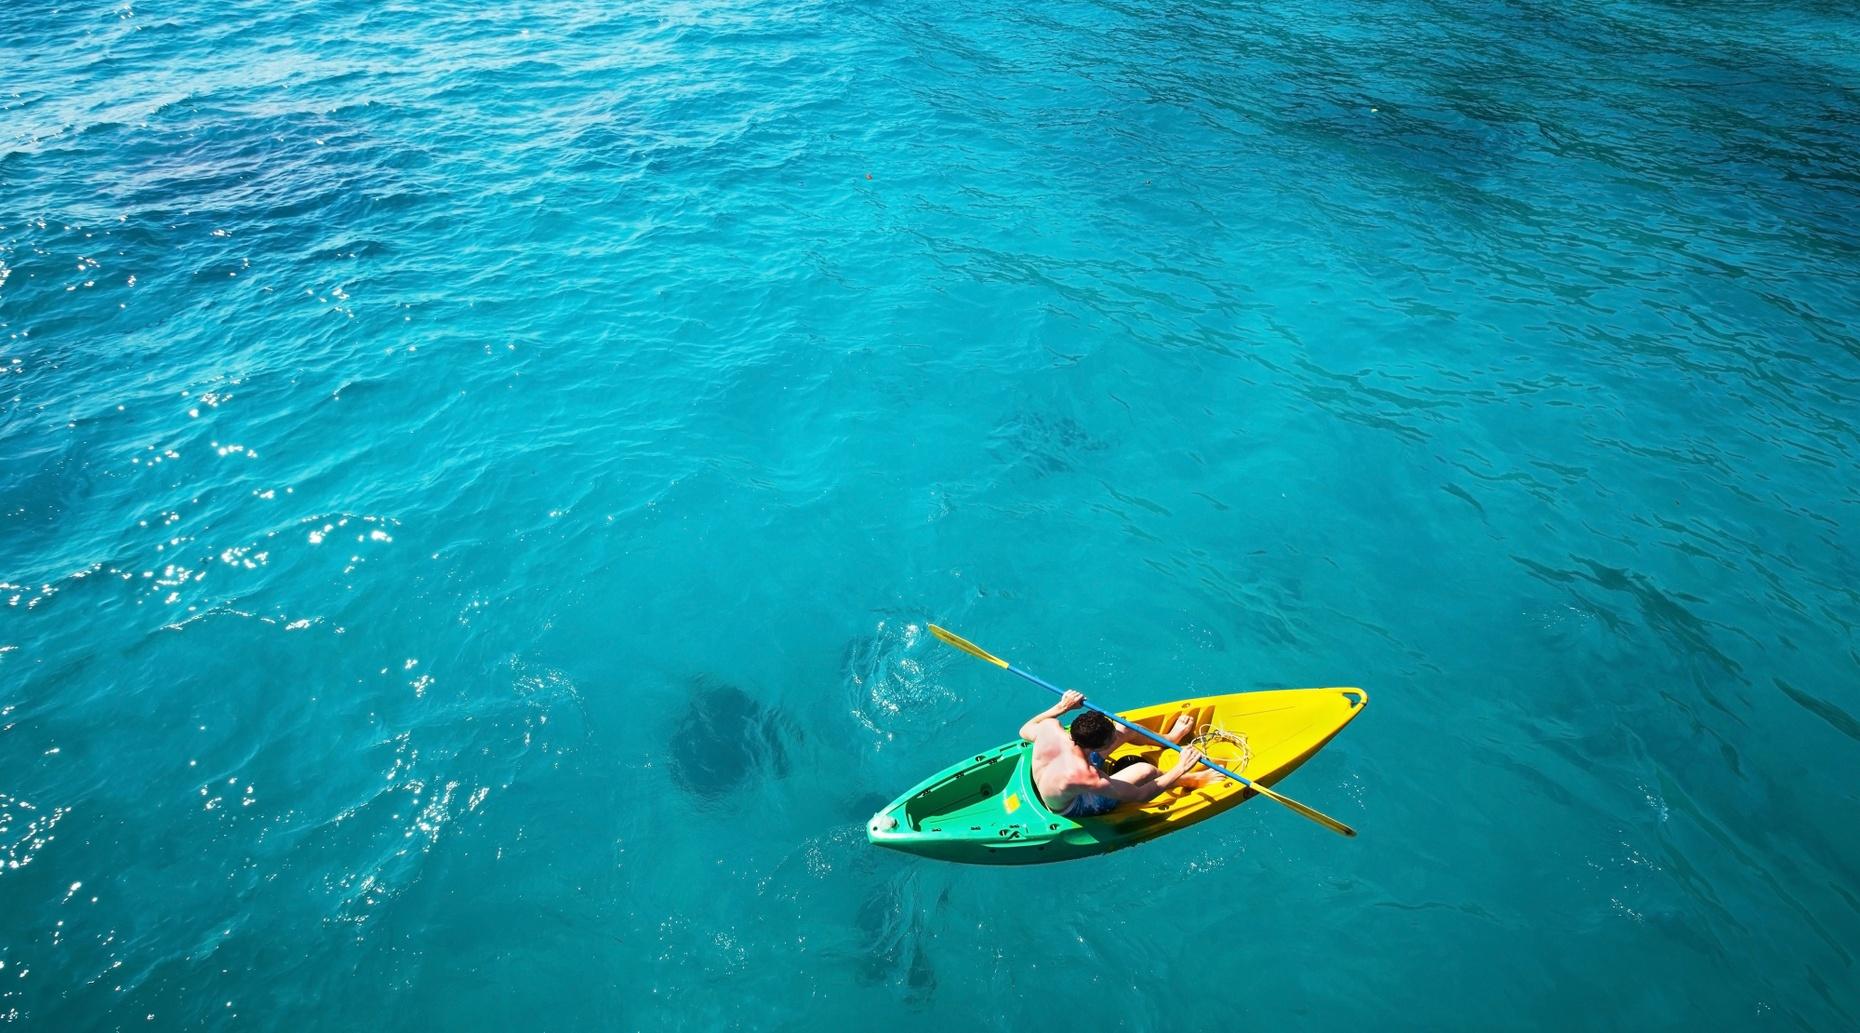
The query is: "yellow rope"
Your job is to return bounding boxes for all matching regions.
[1188,722,1250,777]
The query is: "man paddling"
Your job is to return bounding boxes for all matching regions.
[1022,690,1217,818]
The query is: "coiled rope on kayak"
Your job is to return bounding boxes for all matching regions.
[1188,722,1250,777]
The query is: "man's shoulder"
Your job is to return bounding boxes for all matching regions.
[1032,724,1077,755]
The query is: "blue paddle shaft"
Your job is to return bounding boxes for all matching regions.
[1005,663,1258,788]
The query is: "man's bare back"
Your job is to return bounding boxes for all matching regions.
[1022,690,1216,818]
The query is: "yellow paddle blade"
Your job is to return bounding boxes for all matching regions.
[927,624,1009,668]
[1249,780,1357,838]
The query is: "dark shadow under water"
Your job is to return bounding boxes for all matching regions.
[666,677,795,803]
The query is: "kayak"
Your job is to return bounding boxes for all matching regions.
[866,687,1366,865]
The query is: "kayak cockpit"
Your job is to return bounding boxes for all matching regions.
[901,743,1044,831]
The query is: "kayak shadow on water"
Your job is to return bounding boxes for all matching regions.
[665,677,797,804]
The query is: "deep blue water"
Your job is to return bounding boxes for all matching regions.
[4,0,1860,1028]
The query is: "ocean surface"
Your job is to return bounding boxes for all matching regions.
[4,0,1859,1028]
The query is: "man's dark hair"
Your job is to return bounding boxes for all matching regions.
[1069,711,1114,749]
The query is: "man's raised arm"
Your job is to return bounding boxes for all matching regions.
[1019,689,1087,741]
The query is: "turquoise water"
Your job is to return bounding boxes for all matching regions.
[4,0,1859,1027]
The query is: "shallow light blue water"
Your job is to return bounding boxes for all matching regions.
[4,0,1859,1027]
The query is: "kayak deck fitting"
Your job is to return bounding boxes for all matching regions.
[866,688,1366,865]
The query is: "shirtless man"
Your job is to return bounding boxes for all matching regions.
[1023,689,1218,819]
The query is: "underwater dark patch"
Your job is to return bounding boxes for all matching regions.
[988,411,1109,476]
[853,879,944,999]
[666,678,793,802]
